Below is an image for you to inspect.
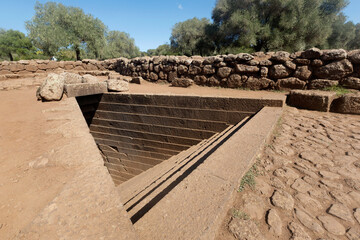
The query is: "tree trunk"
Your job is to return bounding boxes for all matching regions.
[75,47,81,61]
[8,52,13,61]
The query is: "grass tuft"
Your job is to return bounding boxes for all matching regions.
[323,85,350,96]
[238,163,259,192]
[232,209,250,220]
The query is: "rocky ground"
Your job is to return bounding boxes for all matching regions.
[217,107,360,240]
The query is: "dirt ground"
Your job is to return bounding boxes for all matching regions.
[1,76,358,240]
[0,86,79,239]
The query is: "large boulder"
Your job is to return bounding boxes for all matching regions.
[300,48,322,59]
[275,78,306,90]
[107,79,129,92]
[348,50,360,64]
[38,73,64,101]
[293,66,312,80]
[321,49,347,61]
[330,93,360,114]
[308,79,338,90]
[271,51,291,62]
[227,74,243,88]
[243,77,274,90]
[269,64,292,79]
[340,77,360,90]
[235,64,259,73]
[171,78,194,88]
[59,72,83,84]
[314,59,353,80]
[217,67,232,78]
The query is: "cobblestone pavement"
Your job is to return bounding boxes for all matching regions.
[218,106,360,240]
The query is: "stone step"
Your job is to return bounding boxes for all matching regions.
[92,118,217,139]
[93,134,190,152]
[94,110,229,132]
[104,155,153,172]
[90,126,203,146]
[97,102,251,124]
[102,93,283,112]
[117,135,217,207]
[117,118,245,221]
[98,142,180,156]
[132,107,282,240]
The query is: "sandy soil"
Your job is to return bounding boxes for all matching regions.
[0,86,77,239]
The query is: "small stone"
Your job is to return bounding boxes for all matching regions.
[345,179,360,191]
[299,151,333,166]
[107,79,129,92]
[346,227,360,240]
[288,221,311,240]
[319,171,340,180]
[266,209,282,236]
[271,190,294,211]
[328,203,354,223]
[29,157,49,169]
[228,218,264,240]
[349,191,360,204]
[329,191,354,206]
[271,177,286,189]
[295,193,323,211]
[295,208,324,234]
[318,215,346,236]
[274,167,299,181]
[39,73,64,101]
[291,179,313,193]
[354,208,360,224]
[320,179,343,190]
[130,77,143,84]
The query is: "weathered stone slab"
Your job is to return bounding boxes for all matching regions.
[330,93,360,115]
[64,82,107,97]
[287,90,337,112]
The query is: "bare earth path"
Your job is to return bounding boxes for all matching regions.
[217,107,360,240]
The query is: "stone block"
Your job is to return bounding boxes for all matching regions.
[287,90,337,112]
[330,93,360,115]
[64,82,108,97]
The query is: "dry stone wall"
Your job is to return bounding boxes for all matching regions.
[1,48,360,91]
[0,59,119,80]
[113,48,360,91]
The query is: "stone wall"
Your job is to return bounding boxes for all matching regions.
[1,48,360,91]
[0,59,119,80]
[113,48,360,90]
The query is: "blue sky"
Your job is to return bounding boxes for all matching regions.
[0,0,359,52]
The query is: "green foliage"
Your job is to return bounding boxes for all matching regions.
[146,44,177,56]
[26,1,107,60]
[327,13,356,49]
[55,48,77,61]
[0,29,35,61]
[347,23,360,49]
[238,163,259,192]
[232,209,250,220]
[170,17,211,56]
[211,0,350,52]
[323,85,350,95]
[103,31,140,59]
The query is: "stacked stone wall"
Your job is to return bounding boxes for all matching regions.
[0,59,119,80]
[1,48,360,90]
[113,48,360,90]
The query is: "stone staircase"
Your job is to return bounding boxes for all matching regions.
[76,93,282,185]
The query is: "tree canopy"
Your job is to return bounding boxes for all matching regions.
[170,17,211,56]
[103,31,140,59]
[211,0,350,52]
[26,1,107,60]
[0,29,34,61]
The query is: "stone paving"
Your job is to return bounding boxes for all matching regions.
[218,106,360,240]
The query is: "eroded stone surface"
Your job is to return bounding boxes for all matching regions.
[222,107,360,240]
